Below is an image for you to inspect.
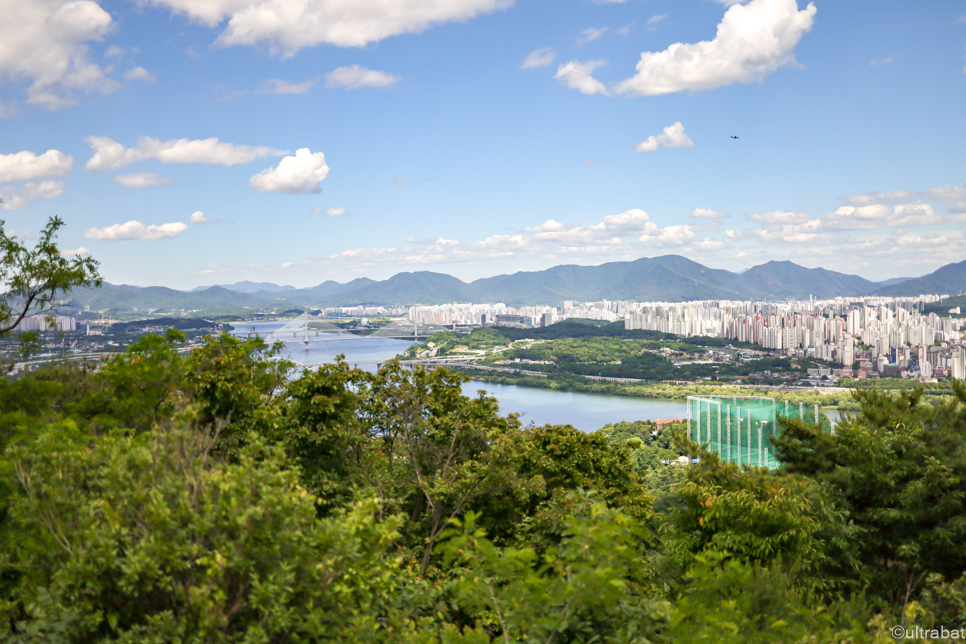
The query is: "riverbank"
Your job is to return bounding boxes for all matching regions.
[455,368,862,411]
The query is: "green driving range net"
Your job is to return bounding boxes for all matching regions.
[687,395,832,469]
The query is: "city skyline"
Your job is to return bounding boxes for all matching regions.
[1,0,965,289]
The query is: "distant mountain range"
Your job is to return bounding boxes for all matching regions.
[64,256,966,317]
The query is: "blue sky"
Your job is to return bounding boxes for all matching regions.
[1,0,965,289]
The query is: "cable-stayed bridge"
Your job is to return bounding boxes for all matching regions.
[234,313,438,348]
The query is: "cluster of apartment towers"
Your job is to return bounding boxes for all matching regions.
[410,295,965,380]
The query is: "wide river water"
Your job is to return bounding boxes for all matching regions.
[231,321,839,432]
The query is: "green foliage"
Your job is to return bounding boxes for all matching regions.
[2,301,966,640]
[3,424,416,643]
[441,494,657,644]
[0,217,101,335]
[772,383,966,609]
[661,552,868,644]
[280,358,371,511]
[597,420,686,472]
[183,333,292,455]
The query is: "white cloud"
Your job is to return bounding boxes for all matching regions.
[752,219,827,244]
[0,181,66,210]
[521,47,556,69]
[393,175,408,186]
[313,207,350,216]
[104,45,123,57]
[123,66,156,82]
[635,122,694,153]
[0,0,119,109]
[692,238,725,251]
[691,207,728,219]
[113,172,172,188]
[85,135,286,171]
[749,210,810,224]
[577,28,607,45]
[408,236,458,246]
[85,220,189,240]
[258,78,316,94]
[189,210,207,223]
[922,183,966,213]
[250,148,329,194]
[639,224,695,246]
[534,209,659,247]
[61,246,90,256]
[647,14,667,30]
[324,65,402,90]
[845,190,914,206]
[823,203,940,230]
[145,0,514,56]
[554,60,609,96]
[614,0,816,96]
[523,219,569,233]
[868,55,893,67]
[0,149,73,182]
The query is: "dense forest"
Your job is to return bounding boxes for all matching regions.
[1,329,965,642]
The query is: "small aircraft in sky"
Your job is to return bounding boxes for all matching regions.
[730,135,739,139]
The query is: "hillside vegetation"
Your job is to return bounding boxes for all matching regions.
[1,331,966,641]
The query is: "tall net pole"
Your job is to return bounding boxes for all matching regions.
[736,407,741,465]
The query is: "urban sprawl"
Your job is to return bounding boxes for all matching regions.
[409,295,965,382]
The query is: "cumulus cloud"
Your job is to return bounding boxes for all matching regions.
[823,203,940,230]
[0,0,119,109]
[61,246,90,256]
[533,209,659,247]
[639,224,695,246]
[523,219,569,233]
[85,220,189,240]
[145,0,514,56]
[258,78,316,94]
[0,149,73,182]
[692,238,725,251]
[614,0,816,96]
[554,60,609,95]
[746,199,944,249]
[845,190,914,206]
[85,135,285,171]
[113,172,172,188]
[0,181,66,210]
[325,65,401,90]
[635,122,694,153]
[691,207,728,219]
[749,210,810,224]
[123,66,156,82]
[189,210,207,223]
[250,148,329,194]
[922,183,966,213]
[521,47,556,69]
[577,28,607,45]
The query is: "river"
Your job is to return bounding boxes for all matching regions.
[230,321,839,432]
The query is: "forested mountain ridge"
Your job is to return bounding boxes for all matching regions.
[872,259,966,297]
[67,255,962,314]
